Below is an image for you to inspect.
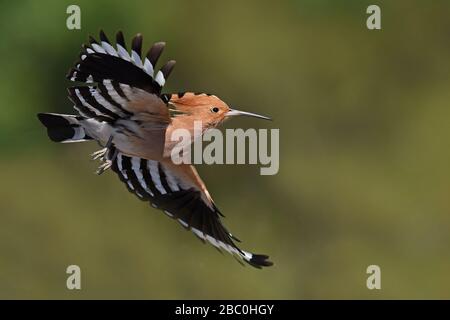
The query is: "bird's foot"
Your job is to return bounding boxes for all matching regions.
[94,146,118,175]
[95,160,112,175]
[92,136,117,175]
[91,148,107,161]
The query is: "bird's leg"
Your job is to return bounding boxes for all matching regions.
[104,135,113,149]
[94,136,117,175]
[95,148,118,175]
[91,137,113,161]
[106,147,118,163]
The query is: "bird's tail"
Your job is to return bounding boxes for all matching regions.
[37,113,92,143]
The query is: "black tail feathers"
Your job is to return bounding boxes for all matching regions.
[37,113,92,143]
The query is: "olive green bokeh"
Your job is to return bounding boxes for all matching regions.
[1,0,450,299]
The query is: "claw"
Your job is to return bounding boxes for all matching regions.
[96,161,112,175]
[91,148,107,161]
[93,136,117,174]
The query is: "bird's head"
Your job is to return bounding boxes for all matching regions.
[169,92,271,128]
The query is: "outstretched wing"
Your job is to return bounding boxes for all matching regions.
[66,30,175,123]
[107,148,273,268]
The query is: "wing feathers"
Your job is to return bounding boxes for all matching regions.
[116,31,131,62]
[67,30,176,96]
[107,150,273,268]
[66,31,174,122]
[160,60,176,79]
[146,42,166,67]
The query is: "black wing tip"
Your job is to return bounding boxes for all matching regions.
[152,41,166,49]
[248,254,273,268]
[88,35,97,44]
[99,29,109,43]
[132,33,143,46]
[116,31,126,46]
[147,42,166,65]
[160,60,176,78]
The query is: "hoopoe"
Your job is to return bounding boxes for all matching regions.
[37,31,273,268]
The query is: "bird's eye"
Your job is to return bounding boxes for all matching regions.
[211,107,219,113]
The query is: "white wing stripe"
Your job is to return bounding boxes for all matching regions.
[131,51,143,67]
[143,58,154,76]
[154,70,165,86]
[103,80,128,106]
[147,160,166,194]
[118,84,133,100]
[117,154,134,190]
[164,210,174,217]
[131,157,154,197]
[74,89,106,117]
[73,105,90,118]
[91,43,106,54]
[117,154,128,179]
[178,219,188,227]
[163,168,180,192]
[190,226,253,262]
[116,44,131,61]
[101,41,118,57]
[89,87,127,117]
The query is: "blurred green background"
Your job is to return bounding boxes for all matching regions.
[1,0,450,299]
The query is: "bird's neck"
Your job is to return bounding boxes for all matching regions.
[163,115,215,158]
[172,115,214,138]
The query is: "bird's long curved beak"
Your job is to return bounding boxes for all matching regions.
[226,109,272,121]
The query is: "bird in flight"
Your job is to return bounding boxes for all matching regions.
[37,30,273,268]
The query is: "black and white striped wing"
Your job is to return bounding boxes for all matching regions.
[109,151,273,268]
[66,30,175,123]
